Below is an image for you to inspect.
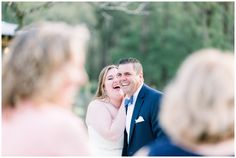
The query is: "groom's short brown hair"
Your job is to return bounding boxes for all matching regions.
[118,57,143,75]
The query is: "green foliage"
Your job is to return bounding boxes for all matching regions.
[2,2,234,117]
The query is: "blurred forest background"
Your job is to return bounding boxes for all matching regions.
[2,2,234,119]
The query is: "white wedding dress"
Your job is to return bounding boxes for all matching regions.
[87,126,124,156]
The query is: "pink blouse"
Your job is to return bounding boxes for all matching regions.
[2,103,91,156]
[86,99,126,141]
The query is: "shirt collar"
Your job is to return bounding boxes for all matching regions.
[130,82,143,105]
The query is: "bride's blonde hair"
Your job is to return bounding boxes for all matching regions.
[95,65,118,100]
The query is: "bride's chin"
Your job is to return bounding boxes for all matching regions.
[118,93,124,98]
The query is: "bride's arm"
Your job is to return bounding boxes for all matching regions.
[86,100,126,141]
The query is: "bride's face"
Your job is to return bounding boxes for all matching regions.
[104,68,124,101]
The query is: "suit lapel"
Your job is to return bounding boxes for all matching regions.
[129,84,146,143]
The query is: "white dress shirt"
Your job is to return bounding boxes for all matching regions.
[125,83,143,144]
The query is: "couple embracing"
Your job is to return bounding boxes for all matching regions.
[86,58,163,156]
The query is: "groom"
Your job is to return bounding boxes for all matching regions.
[117,58,163,156]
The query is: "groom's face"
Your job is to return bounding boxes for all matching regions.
[117,63,142,97]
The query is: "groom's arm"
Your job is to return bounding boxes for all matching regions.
[151,92,165,139]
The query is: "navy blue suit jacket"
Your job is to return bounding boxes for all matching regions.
[122,84,163,156]
[148,132,233,156]
[148,135,200,156]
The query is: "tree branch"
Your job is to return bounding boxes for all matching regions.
[95,2,149,15]
[27,2,53,14]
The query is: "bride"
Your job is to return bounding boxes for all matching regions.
[86,65,126,156]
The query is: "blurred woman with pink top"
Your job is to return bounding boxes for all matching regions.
[2,22,91,156]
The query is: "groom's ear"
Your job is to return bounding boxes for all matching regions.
[138,71,144,81]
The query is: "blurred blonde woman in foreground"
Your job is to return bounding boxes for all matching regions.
[86,65,126,156]
[138,48,234,156]
[2,22,91,156]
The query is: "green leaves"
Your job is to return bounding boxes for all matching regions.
[2,2,234,90]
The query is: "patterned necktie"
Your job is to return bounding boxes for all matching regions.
[124,95,134,112]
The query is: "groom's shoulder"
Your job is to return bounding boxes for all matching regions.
[143,84,163,96]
